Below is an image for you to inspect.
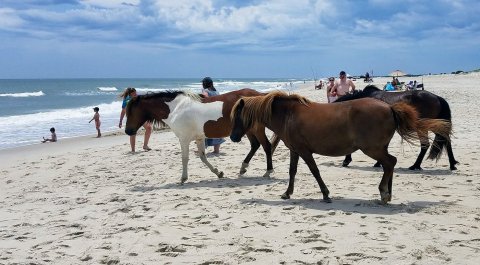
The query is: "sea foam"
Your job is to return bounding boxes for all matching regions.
[0,91,45,97]
[97,87,118,92]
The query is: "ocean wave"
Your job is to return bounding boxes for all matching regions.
[0,91,45,97]
[97,87,118,92]
[0,101,122,126]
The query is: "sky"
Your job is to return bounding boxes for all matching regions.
[0,0,479,79]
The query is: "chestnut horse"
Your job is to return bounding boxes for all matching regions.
[124,89,274,184]
[229,91,451,203]
[336,85,458,170]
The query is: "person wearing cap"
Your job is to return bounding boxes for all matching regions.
[330,71,356,100]
[201,77,225,154]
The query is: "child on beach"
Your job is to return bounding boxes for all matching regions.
[89,107,101,138]
[42,127,57,143]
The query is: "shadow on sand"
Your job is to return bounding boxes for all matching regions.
[128,175,282,192]
[239,197,455,215]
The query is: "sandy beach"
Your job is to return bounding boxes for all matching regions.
[1,73,479,264]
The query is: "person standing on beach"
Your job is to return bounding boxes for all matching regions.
[326,77,337,103]
[201,77,225,154]
[119,87,152,152]
[42,127,57,143]
[330,71,356,99]
[89,107,101,138]
[331,71,356,167]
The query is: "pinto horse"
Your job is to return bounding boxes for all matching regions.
[124,89,274,184]
[229,91,451,203]
[336,85,458,170]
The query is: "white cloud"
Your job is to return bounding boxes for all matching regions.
[145,0,332,36]
[80,0,140,8]
[0,8,24,29]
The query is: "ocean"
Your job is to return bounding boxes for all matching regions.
[0,78,303,150]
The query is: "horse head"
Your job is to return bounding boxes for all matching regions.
[230,98,249,142]
[230,91,308,142]
[125,95,151,136]
[230,93,271,142]
[124,92,177,135]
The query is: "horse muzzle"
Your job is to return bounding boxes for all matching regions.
[230,134,241,143]
[125,128,137,136]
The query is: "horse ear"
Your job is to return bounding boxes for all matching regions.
[237,98,246,114]
[231,98,245,121]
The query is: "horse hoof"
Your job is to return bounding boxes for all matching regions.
[281,193,290,200]
[342,159,351,167]
[239,163,248,175]
[450,165,457,170]
[323,197,332,203]
[218,171,224,178]
[408,165,422,170]
[263,170,274,178]
[380,192,391,204]
[373,162,382,168]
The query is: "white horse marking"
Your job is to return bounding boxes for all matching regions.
[164,94,224,183]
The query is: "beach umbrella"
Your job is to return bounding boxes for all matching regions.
[389,70,407,77]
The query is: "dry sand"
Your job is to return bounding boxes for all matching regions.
[1,73,479,264]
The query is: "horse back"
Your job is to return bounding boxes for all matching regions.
[277,98,395,156]
[202,88,265,138]
[202,88,263,114]
[371,90,449,120]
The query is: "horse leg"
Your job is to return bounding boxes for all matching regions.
[255,131,274,178]
[301,152,331,203]
[342,154,352,167]
[195,139,224,179]
[281,151,299,200]
[270,134,281,153]
[409,131,429,170]
[446,141,459,170]
[239,133,260,175]
[364,147,397,203]
[179,140,190,184]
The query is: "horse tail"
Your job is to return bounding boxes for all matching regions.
[270,133,281,153]
[391,102,452,152]
[428,96,453,161]
[390,102,420,145]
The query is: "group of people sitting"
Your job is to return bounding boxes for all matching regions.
[384,77,401,91]
[385,77,409,91]
[384,78,423,91]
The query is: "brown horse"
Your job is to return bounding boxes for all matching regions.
[125,88,274,183]
[230,91,451,203]
[336,85,458,170]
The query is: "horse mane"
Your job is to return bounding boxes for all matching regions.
[125,90,202,128]
[126,90,202,116]
[139,90,202,102]
[335,85,381,102]
[232,90,310,127]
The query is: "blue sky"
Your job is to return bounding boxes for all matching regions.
[0,0,478,78]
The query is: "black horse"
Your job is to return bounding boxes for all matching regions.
[335,85,458,170]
